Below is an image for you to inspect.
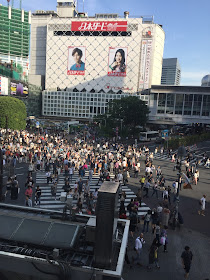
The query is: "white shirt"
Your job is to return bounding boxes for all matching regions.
[135,237,145,250]
[201,197,206,209]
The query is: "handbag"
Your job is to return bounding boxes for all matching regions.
[160,236,166,245]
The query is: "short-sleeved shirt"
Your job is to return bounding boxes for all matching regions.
[181,251,193,266]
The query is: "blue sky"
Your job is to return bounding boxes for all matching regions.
[2,0,210,85]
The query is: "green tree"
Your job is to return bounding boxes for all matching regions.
[96,96,150,136]
[0,96,27,130]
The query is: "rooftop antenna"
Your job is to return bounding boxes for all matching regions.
[7,0,10,8]
[19,0,22,10]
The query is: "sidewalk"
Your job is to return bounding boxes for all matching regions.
[123,226,210,280]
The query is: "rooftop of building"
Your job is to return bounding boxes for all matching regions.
[150,84,210,92]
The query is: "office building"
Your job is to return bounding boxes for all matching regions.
[147,85,210,124]
[161,58,181,85]
[29,0,165,119]
[0,4,31,79]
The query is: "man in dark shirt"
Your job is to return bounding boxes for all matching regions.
[35,186,42,206]
[181,246,193,279]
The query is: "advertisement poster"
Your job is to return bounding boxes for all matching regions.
[67,46,86,75]
[71,21,127,32]
[0,76,9,95]
[139,39,152,89]
[11,80,28,96]
[108,47,128,77]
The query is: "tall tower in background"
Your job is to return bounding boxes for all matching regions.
[161,58,181,85]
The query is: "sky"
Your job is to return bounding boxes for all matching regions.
[2,0,210,86]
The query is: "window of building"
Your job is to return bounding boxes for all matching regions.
[166,93,174,114]
[202,95,210,116]
[157,93,166,114]
[193,94,202,116]
[184,94,193,115]
[175,94,184,114]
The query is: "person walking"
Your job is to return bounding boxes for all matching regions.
[198,195,206,216]
[147,238,160,270]
[143,210,151,233]
[181,246,193,279]
[151,182,159,198]
[143,181,150,198]
[132,233,145,266]
[35,185,42,206]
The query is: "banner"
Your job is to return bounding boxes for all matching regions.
[71,21,127,32]
[0,76,9,95]
[108,47,128,77]
[10,80,28,96]
[67,46,86,75]
[139,39,152,89]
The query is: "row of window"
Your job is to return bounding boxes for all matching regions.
[156,93,210,116]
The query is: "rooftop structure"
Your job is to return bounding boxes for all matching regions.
[0,181,129,280]
[201,74,210,87]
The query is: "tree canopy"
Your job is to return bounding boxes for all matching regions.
[0,96,27,130]
[96,96,150,136]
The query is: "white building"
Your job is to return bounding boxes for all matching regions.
[148,85,210,124]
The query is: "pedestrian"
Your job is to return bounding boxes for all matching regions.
[151,182,159,198]
[132,233,145,266]
[143,210,151,233]
[198,195,206,216]
[160,226,168,252]
[181,246,193,279]
[35,185,42,206]
[143,181,150,198]
[147,238,160,270]
[51,181,57,200]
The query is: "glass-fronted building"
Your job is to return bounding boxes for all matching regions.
[148,85,210,124]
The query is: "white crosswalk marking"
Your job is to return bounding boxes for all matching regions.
[34,171,150,216]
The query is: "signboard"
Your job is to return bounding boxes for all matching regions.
[108,47,128,77]
[10,80,28,96]
[0,76,9,95]
[67,46,86,75]
[139,39,153,89]
[71,21,127,32]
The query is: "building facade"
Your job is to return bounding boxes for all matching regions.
[0,4,31,79]
[161,58,181,86]
[148,85,210,124]
[30,0,165,95]
[42,90,148,120]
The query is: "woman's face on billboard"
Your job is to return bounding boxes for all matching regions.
[115,52,122,64]
[73,52,81,63]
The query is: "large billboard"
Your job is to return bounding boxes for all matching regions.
[108,47,128,77]
[10,80,28,97]
[67,46,86,75]
[0,76,9,95]
[139,39,153,89]
[71,21,128,32]
[45,18,146,93]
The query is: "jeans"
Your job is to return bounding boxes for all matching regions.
[143,221,149,232]
[151,189,158,198]
[133,249,142,264]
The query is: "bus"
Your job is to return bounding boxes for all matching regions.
[139,131,160,142]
